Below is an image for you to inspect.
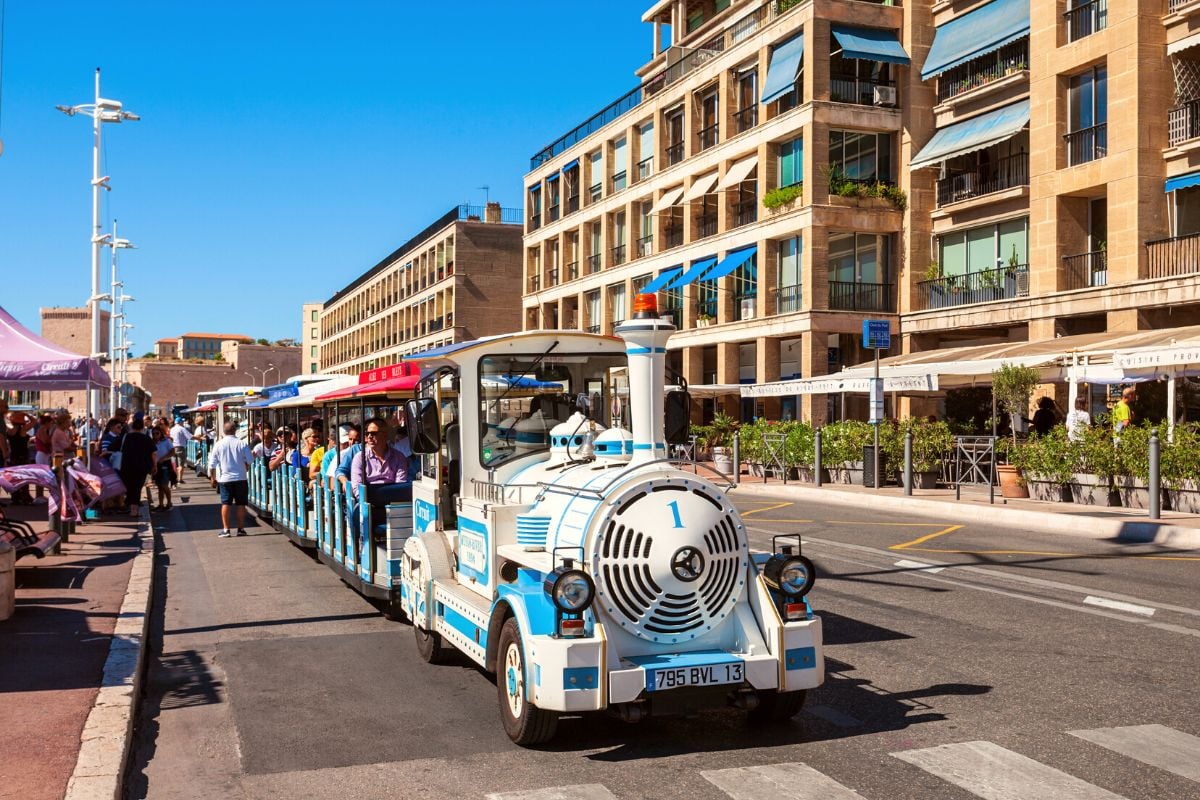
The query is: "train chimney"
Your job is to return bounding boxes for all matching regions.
[614,293,674,464]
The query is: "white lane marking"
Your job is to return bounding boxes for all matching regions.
[1082,596,1155,616]
[892,740,1129,800]
[1070,724,1200,783]
[894,559,945,574]
[487,785,617,800]
[804,703,863,728]
[702,762,866,800]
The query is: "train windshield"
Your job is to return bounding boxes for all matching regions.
[479,352,628,468]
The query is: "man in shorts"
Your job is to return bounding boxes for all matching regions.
[208,421,253,537]
[169,417,192,483]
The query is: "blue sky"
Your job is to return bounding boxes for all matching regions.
[0,1,650,352]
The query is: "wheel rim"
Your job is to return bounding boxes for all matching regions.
[503,642,524,718]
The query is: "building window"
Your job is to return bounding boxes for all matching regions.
[564,163,580,214]
[310,362,317,373]
[778,136,803,188]
[637,122,654,180]
[735,68,758,133]
[632,274,651,296]
[698,87,719,151]
[585,289,601,333]
[830,39,895,106]
[827,232,893,312]
[829,131,891,183]
[662,280,683,328]
[778,236,802,313]
[547,175,561,222]
[1067,65,1107,166]
[638,201,654,257]
[310,310,318,322]
[310,327,317,339]
[1065,0,1107,43]
[733,253,757,321]
[589,150,603,202]
[696,278,718,322]
[665,106,685,165]
[609,283,627,325]
[612,137,628,192]
[938,218,1028,277]
[528,185,542,230]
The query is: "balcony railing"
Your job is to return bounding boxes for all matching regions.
[612,170,627,193]
[698,123,719,152]
[529,214,541,231]
[566,260,579,281]
[735,200,757,227]
[828,281,895,312]
[587,253,602,273]
[667,141,685,166]
[915,265,1030,311]
[589,183,602,203]
[644,34,726,99]
[1065,0,1107,42]
[528,274,540,293]
[429,316,444,333]
[637,235,654,258]
[547,204,560,223]
[546,268,559,287]
[664,227,683,249]
[1169,0,1195,10]
[611,244,627,266]
[696,216,718,239]
[566,194,580,214]
[1168,99,1200,146]
[1063,250,1108,290]
[777,285,802,314]
[638,157,653,180]
[936,153,1029,206]
[1147,232,1200,279]
[936,40,1029,103]
[830,76,896,107]
[1065,123,1107,166]
[584,324,600,334]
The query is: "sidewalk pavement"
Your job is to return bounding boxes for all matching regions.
[0,500,155,800]
[729,473,1200,550]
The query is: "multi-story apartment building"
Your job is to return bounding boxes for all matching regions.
[521,0,1200,424]
[178,332,253,360]
[302,302,321,374]
[320,203,524,375]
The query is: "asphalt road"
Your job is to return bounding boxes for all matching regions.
[125,482,1200,800]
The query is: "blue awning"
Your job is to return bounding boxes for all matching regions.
[663,256,718,291]
[546,172,560,182]
[561,159,579,173]
[639,266,684,294]
[244,397,275,409]
[831,26,911,66]
[922,0,1029,81]
[699,245,757,282]
[761,34,805,105]
[1166,172,1200,193]
[909,99,1029,170]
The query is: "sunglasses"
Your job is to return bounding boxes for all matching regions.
[365,430,382,437]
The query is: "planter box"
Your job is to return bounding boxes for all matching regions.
[1166,480,1200,514]
[902,470,939,491]
[829,195,893,210]
[1069,473,1118,507]
[797,467,830,484]
[1026,478,1072,503]
[829,466,853,484]
[844,461,865,486]
[1116,477,1158,510]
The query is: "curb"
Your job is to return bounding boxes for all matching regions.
[731,481,1200,550]
[63,505,156,800]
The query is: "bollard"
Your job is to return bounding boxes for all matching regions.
[814,429,823,488]
[732,430,741,486]
[904,430,914,496]
[1149,428,1161,521]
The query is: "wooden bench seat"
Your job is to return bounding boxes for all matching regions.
[0,517,61,560]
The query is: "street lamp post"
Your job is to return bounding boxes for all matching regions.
[245,362,276,388]
[57,68,139,455]
[105,222,136,415]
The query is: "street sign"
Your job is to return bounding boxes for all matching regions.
[862,319,890,350]
[869,377,885,423]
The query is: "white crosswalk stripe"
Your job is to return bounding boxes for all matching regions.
[1070,724,1200,783]
[486,785,618,800]
[891,740,1128,800]
[701,762,867,800]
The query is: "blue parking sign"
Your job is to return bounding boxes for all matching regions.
[862,319,890,350]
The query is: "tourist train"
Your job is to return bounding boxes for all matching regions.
[189,294,823,745]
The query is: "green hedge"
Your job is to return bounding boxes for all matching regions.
[730,418,954,470]
[1010,422,1200,488]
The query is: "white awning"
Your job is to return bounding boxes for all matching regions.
[742,374,938,398]
[717,155,759,190]
[651,185,685,213]
[1169,31,1200,56]
[682,172,720,202]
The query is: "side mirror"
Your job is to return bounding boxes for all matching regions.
[665,390,691,445]
[406,398,441,454]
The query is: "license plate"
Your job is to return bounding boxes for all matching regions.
[646,661,744,692]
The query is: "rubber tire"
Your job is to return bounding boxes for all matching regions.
[382,596,408,623]
[414,621,453,664]
[749,689,807,724]
[496,617,558,745]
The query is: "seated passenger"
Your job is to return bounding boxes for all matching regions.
[349,417,410,500]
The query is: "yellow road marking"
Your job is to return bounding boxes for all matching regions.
[889,525,964,550]
[825,520,955,527]
[738,501,793,517]
[906,546,1200,561]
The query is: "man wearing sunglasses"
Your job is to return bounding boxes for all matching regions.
[349,418,410,499]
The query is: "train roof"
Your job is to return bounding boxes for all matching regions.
[403,330,623,371]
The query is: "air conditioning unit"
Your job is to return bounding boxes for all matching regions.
[873,86,898,107]
[740,299,756,320]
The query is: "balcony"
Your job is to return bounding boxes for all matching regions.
[696,215,718,239]
[698,123,719,152]
[1168,99,1200,147]
[566,194,580,214]
[546,267,559,287]
[734,105,758,134]
[936,153,1029,206]
[529,214,541,231]
[734,199,757,227]
[638,157,653,181]
[612,244,627,266]
[1062,250,1107,290]
[429,316,444,333]
[830,76,896,107]
[547,204,560,223]
[637,235,654,258]
[915,265,1030,311]
[667,141,685,166]
[777,285,802,314]
[828,281,895,312]
[936,40,1028,104]
[1065,0,1106,43]
[1170,0,1196,10]
[1065,123,1107,166]
[664,227,683,249]
[1147,232,1200,279]
[644,34,726,99]
[587,253,602,273]
[528,274,540,293]
[584,324,601,334]
[566,260,579,281]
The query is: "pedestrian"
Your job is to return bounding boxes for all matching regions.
[51,411,76,463]
[151,426,175,510]
[117,416,157,517]
[208,420,253,537]
[1066,396,1091,442]
[1113,386,1136,439]
[1032,396,1058,437]
[0,399,10,468]
[4,406,35,504]
[169,417,192,483]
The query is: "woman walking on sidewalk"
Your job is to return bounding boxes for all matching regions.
[118,416,157,517]
[151,425,175,511]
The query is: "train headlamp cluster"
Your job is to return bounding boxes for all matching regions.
[762,552,816,599]
[544,564,595,613]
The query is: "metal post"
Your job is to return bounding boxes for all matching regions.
[873,348,880,490]
[109,219,119,416]
[732,429,740,486]
[1149,428,1160,521]
[904,430,913,496]
[989,436,996,505]
[1167,375,1177,444]
[814,428,823,488]
[89,69,103,455]
[955,439,962,501]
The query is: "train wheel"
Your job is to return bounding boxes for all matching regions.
[414,622,452,664]
[496,618,558,745]
[382,596,407,623]
[748,689,807,724]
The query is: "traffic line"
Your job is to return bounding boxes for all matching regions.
[1082,596,1156,616]
[738,501,794,517]
[1070,724,1200,783]
[702,762,867,800]
[486,785,618,800]
[888,525,964,550]
[893,559,946,574]
[892,740,1129,799]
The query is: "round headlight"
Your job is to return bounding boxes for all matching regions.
[550,569,595,612]
[763,554,816,598]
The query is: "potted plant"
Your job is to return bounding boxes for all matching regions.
[762,183,803,213]
[696,313,714,327]
[991,362,1041,498]
[1071,424,1120,506]
[1163,423,1200,513]
[706,412,739,476]
[1015,427,1075,503]
[888,419,954,490]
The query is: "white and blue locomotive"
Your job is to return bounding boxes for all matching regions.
[395,295,823,744]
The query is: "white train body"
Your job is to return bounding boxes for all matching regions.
[399,305,822,743]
